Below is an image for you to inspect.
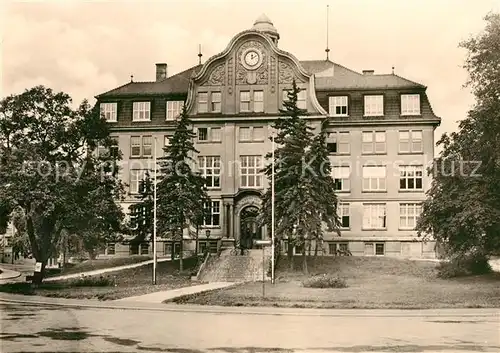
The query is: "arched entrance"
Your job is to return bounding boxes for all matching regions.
[240,205,261,249]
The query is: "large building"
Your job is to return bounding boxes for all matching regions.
[96,15,441,259]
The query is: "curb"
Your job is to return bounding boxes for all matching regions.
[1,295,499,318]
[0,270,22,280]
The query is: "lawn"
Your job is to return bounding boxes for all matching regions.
[0,257,199,301]
[168,256,500,309]
[45,255,153,277]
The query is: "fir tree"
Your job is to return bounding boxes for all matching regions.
[156,105,210,271]
[128,170,154,248]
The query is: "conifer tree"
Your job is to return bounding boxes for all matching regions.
[156,105,210,271]
[128,170,154,250]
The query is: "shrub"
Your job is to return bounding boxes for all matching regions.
[69,275,116,287]
[437,252,492,278]
[302,274,348,288]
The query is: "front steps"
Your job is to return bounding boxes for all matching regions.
[199,248,271,283]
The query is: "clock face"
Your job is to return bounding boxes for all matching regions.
[241,48,263,70]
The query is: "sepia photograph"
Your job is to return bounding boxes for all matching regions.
[1,0,499,352]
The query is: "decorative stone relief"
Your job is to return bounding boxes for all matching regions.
[234,195,262,216]
[201,63,225,86]
[235,40,269,85]
[227,57,233,88]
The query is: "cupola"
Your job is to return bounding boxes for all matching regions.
[252,14,280,45]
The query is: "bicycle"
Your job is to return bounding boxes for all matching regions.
[230,241,249,256]
[336,249,352,256]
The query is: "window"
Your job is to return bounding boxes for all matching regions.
[204,201,220,226]
[163,136,170,156]
[166,101,184,120]
[142,136,152,157]
[329,242,349,254]
[363,203,387,229]
[399,165,423,190]
[240,91,250,112]
[140,243,149,255]
[130,135,152,158]
[129,169,146,194]
[107,243,115,255]
[362,166,386,191]
[332,166,351,192]
[327,132,350,154]
[198,92,208,113]
[240,155,263,188]
[400,203,422,229]
[339,203,350,228]
[364,95,384,116]
[199,241,208,254]
[399,130,423,153]
[130,243,139,255]
[211,92,221,112]
[329,96,348,116]
[132,102,151,121]
[401,94,420,115]
[362,131,386,154]
[198,128,208,141]
[97,137,119,158]
[239,126,264,142]
[375,243,385,255]
[100,103,117,122]
[283,89,306,109]
[253,91,264,112]
[211,127,222,142]
[199,156,221,188]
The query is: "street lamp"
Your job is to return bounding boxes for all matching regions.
[271,132,276,285]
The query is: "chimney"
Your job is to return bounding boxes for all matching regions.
[156,63,168,81]
[363,70,375,75]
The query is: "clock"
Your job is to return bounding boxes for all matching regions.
[241,47,263,70]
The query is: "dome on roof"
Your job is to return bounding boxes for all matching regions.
[252,13,280,40]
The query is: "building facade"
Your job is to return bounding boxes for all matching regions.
[96,15,441,259]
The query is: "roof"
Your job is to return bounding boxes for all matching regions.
[300,60,426,90]
[96,65,201,98]
[97,59,425,98]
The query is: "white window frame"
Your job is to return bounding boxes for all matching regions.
[211,92,221,113]
[328,132,350,154]
[253,90,264,112]
[329,96,348,116]
[211,127,222,142]
[198,127,208,141]
[362,131,386,154]
[130,135,152,158]
[329,242,349,255]
[362,203,387,230]
[238,126,265,142]
[282,89,307,109]
[364,95,384,117]
[240,155,263,188]
[399,165,424,190]
[198,92,208,113]
[132,102,151,121]
[362,165,386,191]
[203,201,221,227]
[142,136,152,157]
[129,169,146,194]
[401,94,421,115]
[399,203,422,230]
[140,243,149,255]
[166,100,184,120]
[240,91,251,112]
[339,202,350,229]
[198,156,221,189]
[332,166,351,192]
[399,130,423,153]
[100,103,117,122]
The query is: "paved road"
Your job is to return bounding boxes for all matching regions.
[1,300,499,352]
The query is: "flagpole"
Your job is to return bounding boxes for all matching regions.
[153,137,157,285]
[271,133,275,285]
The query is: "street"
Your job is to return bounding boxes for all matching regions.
[1,300,499,352]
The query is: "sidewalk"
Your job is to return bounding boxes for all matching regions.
[114,282,236,303]
[44,257,172,282]
[0,267,21,280]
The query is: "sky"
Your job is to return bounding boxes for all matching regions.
[1,0,499,144]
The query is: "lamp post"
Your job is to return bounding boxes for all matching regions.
[271,133,275,285]
[153,137,158,285]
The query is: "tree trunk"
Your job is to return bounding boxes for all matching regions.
[302,243,308,275]
[314,240,318,257]
[179,228,184,272]
[171,241,175,261]
[288,241,294,270]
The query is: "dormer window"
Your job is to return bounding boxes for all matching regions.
[132,102,151,121]
[329,96,348,116]
[100,103,117,122]
[364,95,384,117]
[166,101,184,120]
[401,94,421,115]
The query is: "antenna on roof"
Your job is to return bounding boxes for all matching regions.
[325,4,330,61]
[130,75,134,82]
[392,66,395,74]
[198,44,203,65]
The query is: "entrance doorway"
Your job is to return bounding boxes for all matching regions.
[240,205,261,249]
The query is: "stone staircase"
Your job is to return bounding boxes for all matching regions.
[199,248,271,283]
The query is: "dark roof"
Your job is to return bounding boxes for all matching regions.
[97,59,425,98]
[300,60,426,90]
[96,65,201,98]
